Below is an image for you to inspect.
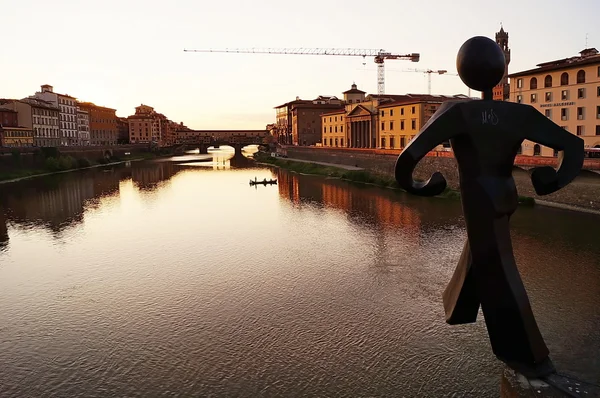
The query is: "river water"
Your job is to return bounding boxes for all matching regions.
[0,151,599,397]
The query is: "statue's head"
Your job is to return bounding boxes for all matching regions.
[456,36,506,92]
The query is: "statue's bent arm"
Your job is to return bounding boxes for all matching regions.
[523,109,584,195]
[395,103,463,196]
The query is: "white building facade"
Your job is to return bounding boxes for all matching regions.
[33,85,78,146]
[77,107,90,146]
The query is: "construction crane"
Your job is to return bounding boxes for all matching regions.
[183,47,420,95]
[403,69,454,95]
[403,69,471,96]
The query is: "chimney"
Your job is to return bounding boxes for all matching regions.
[41,84,53,93]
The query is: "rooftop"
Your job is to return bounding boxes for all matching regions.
[77,101,116,112]
[321,109,347,116]
[508,48,600,78]
[377,94,469,108]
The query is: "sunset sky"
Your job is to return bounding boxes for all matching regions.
[2,0,598,129]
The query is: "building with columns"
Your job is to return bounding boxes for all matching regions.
[508,47,600,156]
[322,86,469,149]
[493,26,511,101]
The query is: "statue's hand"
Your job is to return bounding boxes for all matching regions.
[407,171,447,196]
[531,166,559,195]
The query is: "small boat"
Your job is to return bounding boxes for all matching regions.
[250,178,277,186]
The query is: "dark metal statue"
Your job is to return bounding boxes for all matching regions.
[395,36,584,378]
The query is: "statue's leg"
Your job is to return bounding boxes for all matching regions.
[443,239,480,324]
[470,214,554,377]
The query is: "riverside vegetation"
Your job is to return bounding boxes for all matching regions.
[255,152,535,206]
[0,148,157,182]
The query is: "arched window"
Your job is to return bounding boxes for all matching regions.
[577,70,586,84]
[544,75,552,88]
[533,144,541,156]
[560,72,569,86]
[530,77,537,90]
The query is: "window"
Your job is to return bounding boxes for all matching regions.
[576,126,584,136]
[545,109,552,119]
[596,126,600,135]
[578,88,586,99]
[381,122,385,131]
[517,95,522,103]
[530,93,537,103]
[381,110,384,117]
[341,138,344,146]
[390,121,394,130]
[577,107,585,120]
[561,90,569,100]
[390,109,394,116]
[340,116,343,121]
[598,66,600,77]
[530,77,537,89]
[323,126,326,133]
[401,108,404,116]
[335,138,338,147]
[390,137,395,148]
[517,78,523,88]
[544,75,552,88]
[577,70,586,84]
[545,92,552,102]
[329,126,332,133]
[400,120,405,130]
[334,126,337,132]
[411,106,415,114]
[534,144,541,156]
[334,116,337,122]
[411,119,416,130]
[329,117,332,122]
[340,125,343,132]
[381,137,386,148]
[561,108,568,121]
[400,136,406,147]
[329,138,333,146]
[560,72,569,86]
[597,86,600,97]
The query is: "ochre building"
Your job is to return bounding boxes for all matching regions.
[509,47,600,156]
[77,102,118,146]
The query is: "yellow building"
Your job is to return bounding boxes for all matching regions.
[321,109,346,147]
[509,48,600,156]
[1,126,34,147]
[377,100,438,149]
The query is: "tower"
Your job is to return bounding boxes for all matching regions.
[493,25,511,100]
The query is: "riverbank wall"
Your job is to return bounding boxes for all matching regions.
[0,145,150,172]
[281,146,600,212]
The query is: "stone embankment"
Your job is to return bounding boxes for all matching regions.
[280,146,600,213]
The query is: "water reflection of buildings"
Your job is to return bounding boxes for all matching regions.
[131,162,179,191]
[277,168,422,232]
[0,166,138,237]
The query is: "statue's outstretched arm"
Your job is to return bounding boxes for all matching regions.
[395,103,461,196]
[523,110,584,195]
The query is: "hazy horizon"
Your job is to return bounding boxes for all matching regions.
[2,0,598,129]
